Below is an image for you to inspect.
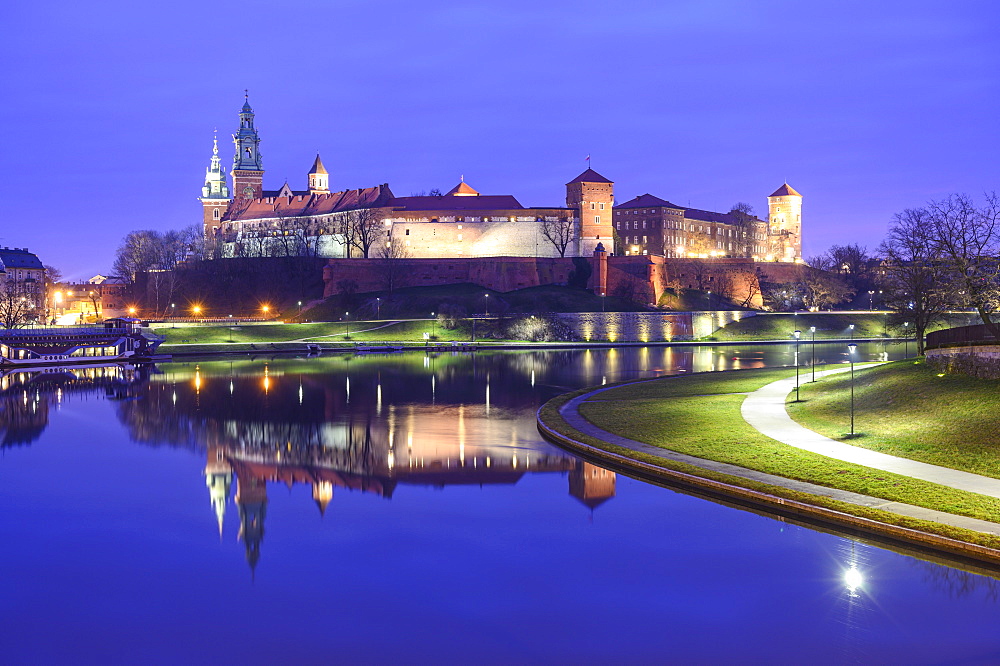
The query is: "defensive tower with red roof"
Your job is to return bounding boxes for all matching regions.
[767,182,803,262]
[566,168,615,255]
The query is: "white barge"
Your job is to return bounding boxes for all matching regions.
[0,318,167,367]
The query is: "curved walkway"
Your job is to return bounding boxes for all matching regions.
[555,373,1000,537]
[743,366,1000,500]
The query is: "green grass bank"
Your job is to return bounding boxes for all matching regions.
[539,364,1000,550]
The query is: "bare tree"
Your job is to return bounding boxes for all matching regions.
[347,207,385,258]
[926,193,1000,338]
[376,239,412,293]
[113,231,160,284]
[727,202,758,257]
[879,207,957,354]
[0,282,36,328]
[539,216,577,257]
[801,267,855,310]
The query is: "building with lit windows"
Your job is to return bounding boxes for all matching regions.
[202,96,614,260]
[614,185,802,262]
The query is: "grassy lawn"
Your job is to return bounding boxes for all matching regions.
[553,366,1000,544]
[155,320,479,344]
[706,313,890,341]
[790,360,1000,479]
[707,312,980,342]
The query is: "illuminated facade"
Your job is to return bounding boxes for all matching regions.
[0,247,44,310]
[614,186,802,262]
[201,97,611,259]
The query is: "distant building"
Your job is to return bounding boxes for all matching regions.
[199,95,801,265]
[613,185,802,262]
[52,278,129,323]
[0,247,45,310]
[201,97,614,260]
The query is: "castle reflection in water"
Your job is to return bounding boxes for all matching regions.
[2,352,631,572]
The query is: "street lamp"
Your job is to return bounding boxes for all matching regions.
[868,290,875,311]
[903,322,910,358]
[809,326,816,382]
[192,305,202,320]
[171,303,176,328]
[376,297,381,320]
[262,304,270,318]
[345,311,350,338]
[848,343,858,436]
[431,312,436,339]
[484,294,489,316]
[794,330,801,402]
[849,323,854,341]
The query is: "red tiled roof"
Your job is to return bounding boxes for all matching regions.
[389,194,523,211]
[566,168,613,185]
[224,184,395,222]
[445,181,479,196]
[769,183,801,197]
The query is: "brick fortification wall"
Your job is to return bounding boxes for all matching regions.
[323,256,577,297]
[324,253,771,308]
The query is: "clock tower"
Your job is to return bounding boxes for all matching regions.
[232,93,264,202]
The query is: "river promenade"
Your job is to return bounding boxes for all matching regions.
[538,366,1000,566]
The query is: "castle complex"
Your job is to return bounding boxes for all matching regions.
[200,96,802,265]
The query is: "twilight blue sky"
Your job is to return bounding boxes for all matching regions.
[1,0,997,279]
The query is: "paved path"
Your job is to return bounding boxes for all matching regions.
[558,370,1000,536]
[743,366,1000,500]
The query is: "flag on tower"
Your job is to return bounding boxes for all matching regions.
[585,154,590,162]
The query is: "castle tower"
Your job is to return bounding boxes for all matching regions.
[204,444,233,537]
[767,183,802,262]
[235,470,268,574]
[308,154,329,194]
[232,94,264,202]
[199,133,231,238]
[567,168,614,256]
[568,461,616,510]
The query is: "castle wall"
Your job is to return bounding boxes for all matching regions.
[322,256,577,297]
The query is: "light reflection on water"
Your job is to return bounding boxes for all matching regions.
[1,344,999,662]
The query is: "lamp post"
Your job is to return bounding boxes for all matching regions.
[376,297,381,320]
[903,322,909,358]
[193,305,201,320]
[171,303,176,328]
[810,326,816,382]
[794,330,801,402]
[345,311,350,338]
[431,312,436,339]
[849,323,854,341]
[484,294,489,316]
[868,290,875,311]
[848,343,857,436]
[262,305,270,319]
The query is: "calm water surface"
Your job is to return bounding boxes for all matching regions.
[2,344,999,664]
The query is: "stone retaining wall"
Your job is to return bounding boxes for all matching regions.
[925,345,1000,379]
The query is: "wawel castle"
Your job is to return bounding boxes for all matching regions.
[201,97,802,263]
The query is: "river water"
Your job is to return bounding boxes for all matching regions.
[2,343,998,664]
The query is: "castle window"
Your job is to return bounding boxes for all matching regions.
[590,203,596,210]
[405,229,410,235]
[213,209,220,220]
[599,203,605,210]
[457,224,462,229]
[458,234,463,241]
[594,215,600,224]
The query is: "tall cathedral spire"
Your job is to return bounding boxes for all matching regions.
[200,131,231,238]
[232,93,264,201]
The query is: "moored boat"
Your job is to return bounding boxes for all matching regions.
[0,318,168,367]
